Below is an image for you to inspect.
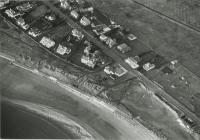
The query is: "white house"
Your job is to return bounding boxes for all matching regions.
[70,10,79,19]
[125,57,139,69]
[56,44,71,55]
[143,62,155,71]
[40,37,55,48]
[80,16,91,26]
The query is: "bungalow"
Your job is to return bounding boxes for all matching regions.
[104,66,114,75]
[84,45,92,55]
[104,64,127,77]
[16,17,30,30]
[115,64,128,77]
[81,55,96,68]
[92,25,111,35]
[60,0,71,10]
[40,37,55,48]
[143,62,155,71]
[70,10,79,19]
[28,27,42,37]
[71,29,84,40]
[101,26,111,34]
[99,34,108,42]
[125,56,139,69]
[5,8,23,18]
[80,16,91,26]
[117,43,131,53]
[79,7,94,13]
[127,33,137,41]
[105,37,117,48]
[45,13,56,21]
[56,44,71,55]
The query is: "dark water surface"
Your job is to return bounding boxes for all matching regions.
[1,101,73,139]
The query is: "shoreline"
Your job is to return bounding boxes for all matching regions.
[0,53,161,140]
[2,97,94,139]
[1,100,75,139]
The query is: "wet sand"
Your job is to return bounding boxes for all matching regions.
[1,101,75,139]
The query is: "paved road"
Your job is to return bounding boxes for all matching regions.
[43,1,200,127]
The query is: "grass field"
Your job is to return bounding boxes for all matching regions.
[132,0,200,30]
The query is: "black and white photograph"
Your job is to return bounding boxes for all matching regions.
[0,0,200,139]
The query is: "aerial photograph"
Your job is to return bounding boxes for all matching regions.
[0,0,200,139]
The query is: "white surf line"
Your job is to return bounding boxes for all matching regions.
[153,93,193,134]
[2,97,94,139]
[0,53,161,140]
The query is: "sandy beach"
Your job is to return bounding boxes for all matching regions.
[0,57,161,140]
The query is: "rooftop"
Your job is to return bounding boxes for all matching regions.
[71,29,84,40]
[104,64,127,77]
[40,37,55,48]
[80,16,91,26]
[70,10,79,19]
[56,44,71,55]
[117,43,131,53]
[81,55,97,68]
[28,27,41,37]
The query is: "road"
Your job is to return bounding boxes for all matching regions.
[43,1,200,127]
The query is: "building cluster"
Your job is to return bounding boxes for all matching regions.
[3,0,110,68]
[4,2,37,31]
[3,0,157,79]
[57,0,157,74]
[57,0,157,73]
[92,21,137,52]
[3,1,75,57]
[58,0,137,52]
[60,0,93,27]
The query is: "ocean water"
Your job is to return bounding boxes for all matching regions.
[1,101,74,139]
